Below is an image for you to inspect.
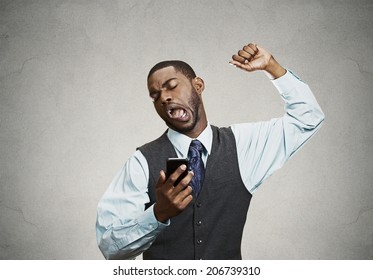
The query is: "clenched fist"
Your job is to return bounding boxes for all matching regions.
[230,43,286,79]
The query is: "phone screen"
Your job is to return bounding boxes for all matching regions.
[166,158,189,186]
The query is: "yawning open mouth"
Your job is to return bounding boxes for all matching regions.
[168,108,186,118]
[166,104,189,121]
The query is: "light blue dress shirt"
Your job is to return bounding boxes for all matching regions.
[96,70,325,259]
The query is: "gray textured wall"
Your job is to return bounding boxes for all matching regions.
[0,0,372,260]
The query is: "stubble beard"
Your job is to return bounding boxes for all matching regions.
[166,88,201,134]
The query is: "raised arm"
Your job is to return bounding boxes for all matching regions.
[230,43,325,193]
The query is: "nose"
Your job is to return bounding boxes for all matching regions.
[160,90,172,104]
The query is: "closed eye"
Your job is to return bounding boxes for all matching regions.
[149,91,160,102]
[149,79,178,102]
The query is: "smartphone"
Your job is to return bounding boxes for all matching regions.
[166,158,189,186]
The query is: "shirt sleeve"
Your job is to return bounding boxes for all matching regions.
[231,70,325,194]
[95,150,169,259]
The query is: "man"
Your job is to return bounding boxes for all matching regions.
[96,43,325,260]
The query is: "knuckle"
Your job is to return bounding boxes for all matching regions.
[178,164,186,171]
[244,47,254,55]
[180,176,190,187]
[184,195,192,204]
[183,188,193,198]
[169,173,179,182]
[175,203,184,211]
[176,165,186,176]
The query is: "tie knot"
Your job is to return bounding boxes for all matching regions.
[188,139,204,158]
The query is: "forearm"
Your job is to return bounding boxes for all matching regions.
[96,151,168,259]
[263,56,287,80]
[96,205,167,259]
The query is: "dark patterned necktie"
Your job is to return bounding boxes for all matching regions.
[188,140,205,197]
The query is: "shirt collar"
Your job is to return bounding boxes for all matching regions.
[167,122,213,158]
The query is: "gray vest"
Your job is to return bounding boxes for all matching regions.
[138,125,252,259]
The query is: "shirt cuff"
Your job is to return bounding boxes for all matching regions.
[137,204,170,233]
[270,69,303,95]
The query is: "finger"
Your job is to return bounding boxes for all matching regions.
[238,50,254,62]
[243,45,255,57]
[231,54,246,64]
[233,50,255,65]
[180,186,193,199]
[229,59,255,72]
[174,171,194,193]
[180,192,193,208]
[245,43,258,55]
[167,164,188,186]
[174,186,193,209]
[231,43,259,63]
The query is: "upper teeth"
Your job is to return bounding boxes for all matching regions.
[169,108,185,118]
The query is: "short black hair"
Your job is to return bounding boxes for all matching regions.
[147,60,196,81]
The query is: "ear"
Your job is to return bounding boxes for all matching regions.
[192,77,205,94]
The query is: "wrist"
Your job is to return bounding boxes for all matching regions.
[264,56,286,79]
[153,203,169,223]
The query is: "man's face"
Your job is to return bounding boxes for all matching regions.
[147,66,203,135]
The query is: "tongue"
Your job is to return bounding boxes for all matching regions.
[172,108,185,118]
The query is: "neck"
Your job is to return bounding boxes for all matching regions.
[184,119,208,139]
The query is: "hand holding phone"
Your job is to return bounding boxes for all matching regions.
[153,158,193,222]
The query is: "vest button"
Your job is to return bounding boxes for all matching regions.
[197,239,203,245]
[196,220,202,226]
[196,202,202,208]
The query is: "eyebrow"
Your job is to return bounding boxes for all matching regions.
[162,77,178,88]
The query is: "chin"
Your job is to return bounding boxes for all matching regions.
[167,121,196,134]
